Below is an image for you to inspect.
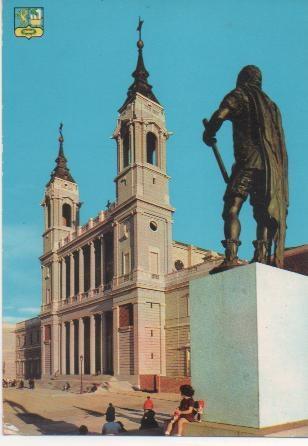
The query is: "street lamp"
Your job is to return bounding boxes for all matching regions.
[80,355,83,394]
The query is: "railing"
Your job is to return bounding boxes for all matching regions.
[80,222,89,233]
[40,303,51,313]
[61,283,110,307]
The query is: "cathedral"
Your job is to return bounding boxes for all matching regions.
[14,24,223,390]
[14,24,308,390]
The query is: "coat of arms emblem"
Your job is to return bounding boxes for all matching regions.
[14,7,44,39]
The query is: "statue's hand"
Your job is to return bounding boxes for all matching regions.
[203,130,217,147]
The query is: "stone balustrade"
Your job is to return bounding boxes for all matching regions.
[58,204,116,249]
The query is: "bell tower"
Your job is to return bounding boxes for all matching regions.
[41,123,80,255]
[112,19,174,288]
[113,21,171,209]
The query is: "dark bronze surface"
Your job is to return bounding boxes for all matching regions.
[203,66,288,270]
[120,18,159,111]
[47,122,75,185]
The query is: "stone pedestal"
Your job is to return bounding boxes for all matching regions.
[190,263,308,429]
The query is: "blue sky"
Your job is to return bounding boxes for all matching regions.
[3,0,308,323]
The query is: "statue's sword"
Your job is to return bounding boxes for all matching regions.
[203,119,229,184]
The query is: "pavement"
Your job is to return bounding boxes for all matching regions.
[2,386,177,435]
[3,386,308,437]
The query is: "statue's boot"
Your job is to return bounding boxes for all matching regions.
[210,239,242,274]
[251,240,270,264]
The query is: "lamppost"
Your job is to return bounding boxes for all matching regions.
[80,355,83,394]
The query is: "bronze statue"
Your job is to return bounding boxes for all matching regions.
[203,65,288,269]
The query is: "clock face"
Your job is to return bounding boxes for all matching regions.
[174,259,184,271]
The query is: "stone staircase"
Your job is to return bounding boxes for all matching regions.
[37,374,138,393]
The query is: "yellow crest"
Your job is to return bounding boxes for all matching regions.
[14,7,44,39]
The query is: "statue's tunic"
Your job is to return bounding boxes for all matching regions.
[220,89,264,170]
[218,85,288,268]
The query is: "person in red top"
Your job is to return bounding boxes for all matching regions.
[143,395,154,412]
[165,384,195,436]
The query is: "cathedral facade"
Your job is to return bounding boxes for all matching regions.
[13,23,308,389]
[15,27,223,388]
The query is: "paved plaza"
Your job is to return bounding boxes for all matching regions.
[3,385,177,436]
[3,386,308,437]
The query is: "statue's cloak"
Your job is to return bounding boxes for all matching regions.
[240,85,289,268]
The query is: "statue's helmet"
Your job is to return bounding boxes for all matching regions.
[236,65,262,88]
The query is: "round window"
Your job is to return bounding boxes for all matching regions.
[175,260,184,271]
[149,221,158,231]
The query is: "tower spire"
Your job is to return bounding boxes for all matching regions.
[48,123,75,184]
[121,18,159,110]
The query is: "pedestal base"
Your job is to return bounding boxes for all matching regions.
[190,263,308,429]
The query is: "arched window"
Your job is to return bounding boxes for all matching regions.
[146,132,157,165]
[46,199,51,228]
[122,126,131,168]
[62,203,72,227]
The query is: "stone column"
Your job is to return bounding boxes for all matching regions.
[157,130,162,169]
[113,222,119,286]
[129,122,134,163]
[52,260,60,302]
[61,322,66,375]
[100,313,105,374]
[79,248,84,293]
[61,258,66,300]
[51,320,60,374]
[69,320,75,375]
[117,135,122,172]
[133,302,140,375]
[100,236,105,285]
[113,306,120,376]
[90,315,96,375]
[41,325,45,376]
[90,242,95,290]
[70,253,75,298]
[78,318,84,374]
[41,265,45,305]
[159,302,167,376]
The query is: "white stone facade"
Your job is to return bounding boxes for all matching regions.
[16,36,223,384]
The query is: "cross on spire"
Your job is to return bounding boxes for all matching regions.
[48,123,75,185]
[137,16,144,40]
[120,18,159,110]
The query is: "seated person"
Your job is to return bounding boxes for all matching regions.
[79,425,88,435]
[165,384,195,436]
[86,383,97,393]
[62,382,70,391]
[140,410,159,430]
[17,380,24,389]
[102,413,122,435]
